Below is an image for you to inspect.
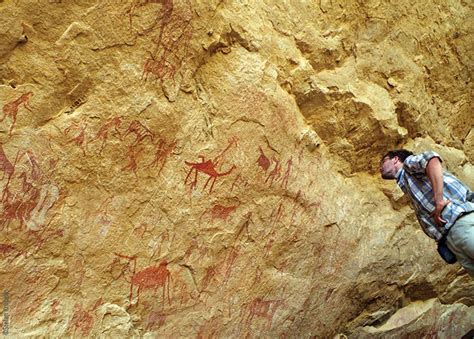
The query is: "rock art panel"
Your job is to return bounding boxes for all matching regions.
[0,0,472,338]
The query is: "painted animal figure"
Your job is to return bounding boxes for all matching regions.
[185,156,236,193]
[245,298,284,330]
[124,120,154,146]
[130,260,171,307]
[142,57,176,82]
[0,188,38,230]
[209,204,237,221]
[94,116,122,153]
[1,92,33,134]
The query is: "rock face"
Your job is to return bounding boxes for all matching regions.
[0,0,472,337]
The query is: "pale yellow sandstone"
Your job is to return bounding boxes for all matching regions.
[0,0,472,337]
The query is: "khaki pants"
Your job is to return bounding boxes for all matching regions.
[446,212,474,277]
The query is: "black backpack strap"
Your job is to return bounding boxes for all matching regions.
[467,191,474,202]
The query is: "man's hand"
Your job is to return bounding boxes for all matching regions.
[426,157,448,227]
[431,199,450,227]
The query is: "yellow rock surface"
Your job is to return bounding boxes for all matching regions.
[0,0,472,337]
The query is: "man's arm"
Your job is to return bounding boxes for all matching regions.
[403,151,439,175]
[426,157,450,226]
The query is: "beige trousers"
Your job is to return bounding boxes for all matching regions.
[446,212,474,277]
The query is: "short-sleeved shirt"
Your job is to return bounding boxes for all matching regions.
[396,151,474,241]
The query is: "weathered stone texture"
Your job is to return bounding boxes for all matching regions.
[0,0,472,337]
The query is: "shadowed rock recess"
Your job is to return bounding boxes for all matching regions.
[0,0,473,337]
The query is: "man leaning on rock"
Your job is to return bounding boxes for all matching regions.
[380,149,474,277]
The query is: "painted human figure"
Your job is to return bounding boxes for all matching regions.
[1,92,33,134]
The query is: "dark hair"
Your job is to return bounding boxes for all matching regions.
[382,149,413,162]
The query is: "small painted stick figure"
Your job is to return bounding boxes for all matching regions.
[64,122,87,155]
[149,138,176,175]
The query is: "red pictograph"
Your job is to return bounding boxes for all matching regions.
[269,201,285,228]
[289,189,321,225]
[110,253,172,307]
[258,149,293,189]
[183,239,208,263]
[197,315,222,339]
[0,147,62,263]
[0,225,64,262]
[142,56,177,83]
[0,144,21,201]
[122,144,144,175]
[256,147,270,172]
[128,0,174,35]
[121,121,154,175]
[0,243,16,260]
[109,252,137,281]
[281,157,292,189]
[0,148,59,232]
[184,137,238,193]
[61,117,180,177]
[251,266,263,287]
[263,201,285,257]
[149,138,176,175]
[185,157,236,193]
[51,299,60,316]
[209,203,237,220]
[230,173,250,192]
[265,157,281,187]
[289,190,302,225]
[200,203,239,225]
[242,297,285,331]
[146,310,167,331]
[214,136,238,166]
[93,116,123,153]
[200,243,241,293]
[132,0,193,86]
[1,190,33,230]
[124,120,154,146]
[1,92,33,135]
[68,299,103,337]
[0,144,16,180]
[69,303,94,336]
[131,260,171,307]
[25,225,64,256]
[132,222,154,239]
[25,150,43,181]
[64,122,87,155]
[234,212,253,242]
[200,263,219,292]
[223,245,240,283]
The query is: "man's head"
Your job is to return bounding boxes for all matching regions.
[380,149,413,179]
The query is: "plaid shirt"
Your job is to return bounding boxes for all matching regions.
[396,151,474,241]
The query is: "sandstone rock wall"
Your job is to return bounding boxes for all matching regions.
[0,0,472,337]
